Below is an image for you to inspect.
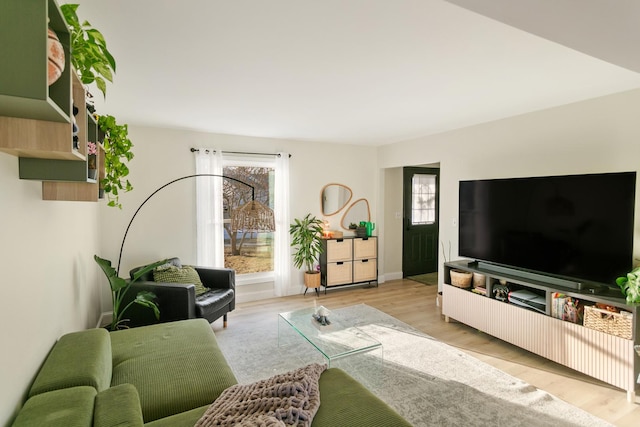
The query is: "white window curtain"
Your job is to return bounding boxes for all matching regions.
[274,152,291,297]
[195,149,224,267]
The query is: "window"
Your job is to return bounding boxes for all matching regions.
[222,164,274,274]
[411,174,436,225]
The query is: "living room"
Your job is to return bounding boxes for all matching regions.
[3,1,640,425]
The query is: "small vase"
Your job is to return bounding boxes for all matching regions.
[88,169,97,180]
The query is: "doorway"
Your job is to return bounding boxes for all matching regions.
[402,167,440,278]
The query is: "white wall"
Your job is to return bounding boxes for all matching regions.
[0,152,102,425]
[98,126,380,308]
[379,88,640,285]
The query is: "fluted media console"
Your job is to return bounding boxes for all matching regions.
[443,260,640,401]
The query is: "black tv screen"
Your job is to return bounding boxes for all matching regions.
[459,172,636,287]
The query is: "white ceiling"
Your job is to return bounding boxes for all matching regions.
[71,0,640,146]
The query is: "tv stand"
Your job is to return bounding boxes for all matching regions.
[443,260,639,402]
[474,261,586,290]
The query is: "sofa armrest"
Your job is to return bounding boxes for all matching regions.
[195,267,235,291]
[123,281,197,327]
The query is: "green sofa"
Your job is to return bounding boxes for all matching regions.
[12,319,411,426]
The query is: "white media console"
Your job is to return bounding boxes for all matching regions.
[443,260,640,401]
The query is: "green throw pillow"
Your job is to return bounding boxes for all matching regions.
[153,265,208,296]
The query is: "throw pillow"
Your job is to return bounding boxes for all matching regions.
[153,265,208,296]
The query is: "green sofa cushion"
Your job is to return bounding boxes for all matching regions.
[312,368,412,427]
[110,319,237,422]
[12,386,96,427]
[29,328,112,397]
[144,405,209,427]
[153,265,208,295]
[94,384,144,427]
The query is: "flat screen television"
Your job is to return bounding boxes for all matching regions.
[459,171,636,289]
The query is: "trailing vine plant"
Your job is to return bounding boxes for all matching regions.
[98,114,134,209]
[60,3,116,98]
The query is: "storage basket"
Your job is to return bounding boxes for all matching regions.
[450,269,472,289]
[583,306,633,339]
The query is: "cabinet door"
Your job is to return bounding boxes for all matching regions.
[326,239,352,262]
[326,261,353,286]
[354,259,377,282]
[353,237,377,260]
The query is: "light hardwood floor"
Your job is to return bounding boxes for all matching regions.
[212,279,640,426]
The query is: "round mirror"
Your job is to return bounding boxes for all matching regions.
[321,183,353,216]
[341,198,371,229]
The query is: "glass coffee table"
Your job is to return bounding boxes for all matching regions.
[278,306,383,367]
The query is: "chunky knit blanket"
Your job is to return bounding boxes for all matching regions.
[195,363,327,427]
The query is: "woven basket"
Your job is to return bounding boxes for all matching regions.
[450,269,472,289]
[583,306,633,339]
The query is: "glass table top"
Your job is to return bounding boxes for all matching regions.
[278,306,382,363]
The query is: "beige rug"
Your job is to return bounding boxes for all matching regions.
[214,304,612,427]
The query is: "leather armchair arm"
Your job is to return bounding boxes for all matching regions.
[122,281,197,327]
[195,267,235,292]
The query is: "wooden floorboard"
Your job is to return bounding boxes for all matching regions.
[212,279,640,426]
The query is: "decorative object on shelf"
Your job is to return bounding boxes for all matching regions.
[47,28,65,86]
[290,213,324,291]
[94,255,168,331]
[583,305,633,339]
[616,266,640,303]
[312,305,331,326]
[97,114,133,208]
[72,105,79,150]
[87,141,97,179]
[114,174,274,275]
[60,4,116,98]
[450,269,472,289]
[359,220,375,237]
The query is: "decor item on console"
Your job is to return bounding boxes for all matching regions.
[61,3,116,98]
[616,266,640,303]
[290,213,324,292]
[94,255,168,331]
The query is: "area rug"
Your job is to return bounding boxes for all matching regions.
[214,304,611,427]
[407,272,438,285]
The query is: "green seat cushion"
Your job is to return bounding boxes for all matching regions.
[110,319,237,422]
[94,384,144,427]
[13,386,96,427]
[29,328,112,397]
[145,405,209,427]
[153,265,208,295]
[312,368,412,427]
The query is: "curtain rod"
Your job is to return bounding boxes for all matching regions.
[190,148,291,158]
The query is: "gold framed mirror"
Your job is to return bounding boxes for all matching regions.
[341,198,371,229]
[321,183,353,216]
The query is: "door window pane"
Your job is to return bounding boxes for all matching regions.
[411,174,436,225]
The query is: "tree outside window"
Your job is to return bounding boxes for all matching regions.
[222,165,274,274]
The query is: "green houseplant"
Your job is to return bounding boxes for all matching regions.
[95,255,168,330]
[290,214,324,289]
[60,3,116,98]
[616,266,640,303]
[98,114,134,209]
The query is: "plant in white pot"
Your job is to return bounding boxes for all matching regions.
[290,214,324,290]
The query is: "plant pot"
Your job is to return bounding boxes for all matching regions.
[88,169,97,180]
[304,271,321,289]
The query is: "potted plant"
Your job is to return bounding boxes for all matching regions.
[60,3,116,98]
[290,214,324,290]
[98,114,134,209]
[87,141,97,179]
[94,255,168,330]
[616,266,640,303]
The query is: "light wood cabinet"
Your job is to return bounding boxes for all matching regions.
[320,237,378,291]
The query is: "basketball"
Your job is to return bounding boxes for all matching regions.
[47,28,65,86]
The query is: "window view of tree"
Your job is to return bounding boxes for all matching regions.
[222,165,274,274]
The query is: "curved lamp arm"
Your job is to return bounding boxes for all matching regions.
[116,174,254,275]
